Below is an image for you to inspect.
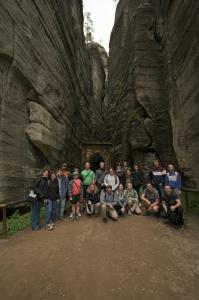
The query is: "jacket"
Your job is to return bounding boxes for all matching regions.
[33,176,48,199]
[95,168,108,186]
[124,189,139,204]
[57,175,68,199]
[165,171,181,190]
[101,191,117,206]
[132,171,143,187]
[152,166,166,185]
[115,191,127,207]
[86,186,100,204]
[47,180,60,201]
[104,174,119,191]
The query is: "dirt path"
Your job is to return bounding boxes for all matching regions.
[0,214,199,300]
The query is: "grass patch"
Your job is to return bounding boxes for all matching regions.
[0,206,45,237]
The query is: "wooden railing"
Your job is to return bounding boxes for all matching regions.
[0,200,30,238]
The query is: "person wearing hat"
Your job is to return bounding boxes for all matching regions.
[62,163,71,180]
[68,170,83,221]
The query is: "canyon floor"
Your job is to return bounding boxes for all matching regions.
[0,213,199,300]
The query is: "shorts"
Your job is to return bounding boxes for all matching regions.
[71,195,81,204]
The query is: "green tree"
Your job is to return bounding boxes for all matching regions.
[84,12,94,43]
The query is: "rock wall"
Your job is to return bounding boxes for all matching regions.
[107,0,199,188]
[87,43,108,141]
[0,0,106,203]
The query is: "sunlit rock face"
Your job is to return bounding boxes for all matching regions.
[107,0,199,188]
[0,0,94,202]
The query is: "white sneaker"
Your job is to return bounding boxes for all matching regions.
[128,210,132,215]
[69,213,75,221]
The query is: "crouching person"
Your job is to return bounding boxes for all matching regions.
[162,185,184,230]
[141,182,160,215]
[68,171,83,221]
[114,184,127,215]
[125,182,141,215]
[45,172,60,230]
[101,185,118,223]
[86,184,100,216]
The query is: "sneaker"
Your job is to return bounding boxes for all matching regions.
[128,210,132,215]
[45,224,53,231]
[178,225,184,231]
[69,213,75,221]
[76,213,81,221]
[103,217,108,223]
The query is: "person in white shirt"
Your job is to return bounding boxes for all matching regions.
[104,168,119,192]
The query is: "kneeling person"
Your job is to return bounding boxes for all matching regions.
[125,182,141,215]
[114,184,127,215]
[86,184,100,216]
[101,185,118,223]
[141,183,160,215]
[162,185,184,229]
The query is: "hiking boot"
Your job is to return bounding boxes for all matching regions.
[103,217,108,223]
[69,213,75,221]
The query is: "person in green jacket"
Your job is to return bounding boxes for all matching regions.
[81,162,95,201]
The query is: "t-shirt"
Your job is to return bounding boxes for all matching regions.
[81,170,95,186]
[162,192,178,206]
[144,188,159,204]
[72,179,81,196]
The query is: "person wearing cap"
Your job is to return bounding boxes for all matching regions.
[86,184,100,216]
[68,171,83,221]
[62,163,71,180]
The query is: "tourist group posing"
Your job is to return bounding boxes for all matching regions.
[30,160,184,231]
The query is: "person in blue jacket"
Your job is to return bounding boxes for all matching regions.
[56,169,69,220]
[165,164,182,196]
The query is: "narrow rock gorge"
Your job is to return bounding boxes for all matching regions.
[0,0,198,203]
[107,0,199,188]
[0,0,106,203]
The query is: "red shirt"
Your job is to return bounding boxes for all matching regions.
[72,179,81,196]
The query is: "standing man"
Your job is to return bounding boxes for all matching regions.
[116,163,125,185]
[141,182,160,215]
[152,160,166,198]
[165,164,182,196]
[95,161,108,194]
[81,162,95,202]
[132,165,143,196]
[32,169,49,231]
[62,163,71,180]
[57,169,68,220]
[162,185,184,230]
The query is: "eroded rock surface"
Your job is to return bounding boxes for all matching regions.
[0,1,107,202]
[107,0,199,188]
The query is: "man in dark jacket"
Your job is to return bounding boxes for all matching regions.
[45,172,60,230]
[32,169,49,231]
[57,169,68,220]
[152,160,166,198]
[132,165,143,196]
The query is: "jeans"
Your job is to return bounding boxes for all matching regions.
[31,197,42,229]
[168,206,184,226]
[45,199,57,224]
[57,198,66,218]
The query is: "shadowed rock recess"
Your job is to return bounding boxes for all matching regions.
[0,0,106,203]
[107,0,199,188]
[0,0,198,203]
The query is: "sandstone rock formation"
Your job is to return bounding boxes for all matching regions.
[0,1,107,203]
[107,0,199,188]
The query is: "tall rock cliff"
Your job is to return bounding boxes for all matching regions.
[108,0,199,188]
[0,0,106,203]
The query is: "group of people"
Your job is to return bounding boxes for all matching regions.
[31,160,184,231]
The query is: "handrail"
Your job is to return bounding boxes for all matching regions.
[0,199,30,238]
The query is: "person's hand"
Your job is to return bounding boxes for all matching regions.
[170,206,175,212]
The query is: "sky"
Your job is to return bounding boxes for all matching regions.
[83,0,117,52]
